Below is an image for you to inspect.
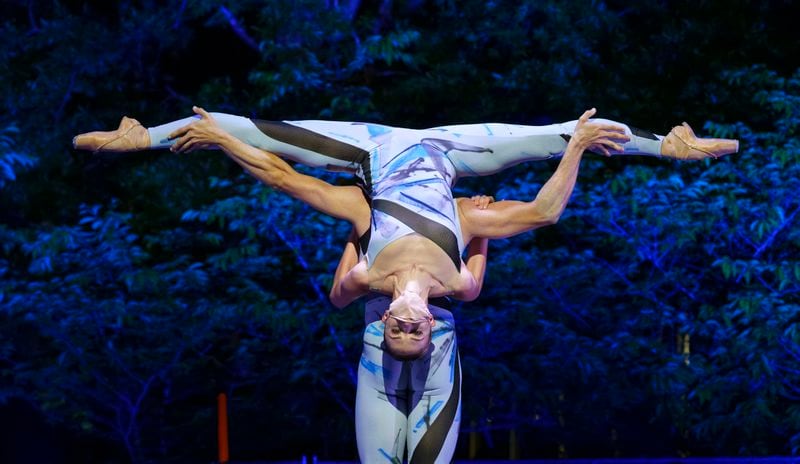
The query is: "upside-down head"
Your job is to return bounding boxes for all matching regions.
[381,291,436,360]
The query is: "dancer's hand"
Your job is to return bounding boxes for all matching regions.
[471,195,495,210]
[168,106,230,153]
[571,108,630,156]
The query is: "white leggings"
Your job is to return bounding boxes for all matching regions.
[148,114,664,189]
[357,297,461,463]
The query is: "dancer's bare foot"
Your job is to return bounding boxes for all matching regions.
[72,117,150,152]
[660,122,738,160]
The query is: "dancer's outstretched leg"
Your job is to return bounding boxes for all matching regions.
[405,309,460,464]
[357,298,411,463]
[425,118,738,178]
[75,113,395,174]
[74,112,738,183]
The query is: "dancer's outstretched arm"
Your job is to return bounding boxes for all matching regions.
[170,107,371,232]
[459,108,626,241]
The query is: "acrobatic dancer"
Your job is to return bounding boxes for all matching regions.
[73,108,738,361]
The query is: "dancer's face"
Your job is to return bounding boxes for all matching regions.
[382,294,435,360]
[382,313,433,360]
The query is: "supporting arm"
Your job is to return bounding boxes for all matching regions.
[451,236,489,301]
[329,227,369,308]
[460,109,629,240]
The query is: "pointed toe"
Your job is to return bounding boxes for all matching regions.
[661,124,739,160]
[72,118,149,153]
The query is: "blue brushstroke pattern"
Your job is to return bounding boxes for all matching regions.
[366,123,393,138]
[398,192,455,223]
[414,400,444,430]
[360,355,384,376]
[366,322,384,337]
[378,448,400,463]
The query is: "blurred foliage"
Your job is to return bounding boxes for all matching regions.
[0,0,798,462]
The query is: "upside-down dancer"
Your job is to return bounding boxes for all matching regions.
[73,109,738,358]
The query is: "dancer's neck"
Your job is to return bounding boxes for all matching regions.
[392,266,433,301]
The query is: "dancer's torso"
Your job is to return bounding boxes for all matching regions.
[281,122,469,292]
[374,133,470,296]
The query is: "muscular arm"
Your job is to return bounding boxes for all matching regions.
[329,228,369,308]
[171,107,371,232]
[459,109,628,241]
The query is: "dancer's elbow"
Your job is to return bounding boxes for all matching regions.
[268,169,292,192]
[541,210,562,226]
[329,284,350,308]
[457,287,481,302]
[329,290,347,309]
[329,269,368,308]
[522,205,561,229]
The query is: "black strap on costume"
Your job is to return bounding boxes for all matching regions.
[409,352,460,464]
[630,126,659,140]
[253,120,373,189]
[358,228,371,257]
[372,199,461,271]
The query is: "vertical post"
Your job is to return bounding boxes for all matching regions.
[509,428,519,460]
[682,334,691,366]
[557,391,567,458]
[468,419,478,458]
[217,393,230,464]
[509,401,519,459]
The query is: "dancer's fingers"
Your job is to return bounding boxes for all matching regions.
[578,108,597,125]
[590,123,625,136]
[172,135,193,153]
[193,106,213,121]
[168,123,193,141]
[180,137,201,153]
[475,195,494,209]
[600,140,624,153]
[600,130,630,143]
[596,123,626,132]
[595,144,611,157]
[589,144,610,157]
[184,142,202,153]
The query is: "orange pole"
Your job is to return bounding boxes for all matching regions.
[217,393,230,463]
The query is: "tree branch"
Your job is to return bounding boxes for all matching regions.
[27,0,39,33]
[53,68,78,123]
[270,224,357,387]
[172,0,188,30]
[218,6,259,52]
[753,204,800,258]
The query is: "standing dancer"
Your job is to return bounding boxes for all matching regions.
[357,293,463,463]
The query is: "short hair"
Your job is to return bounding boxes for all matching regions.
[384,329,432,360]
[388,291,428,316]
